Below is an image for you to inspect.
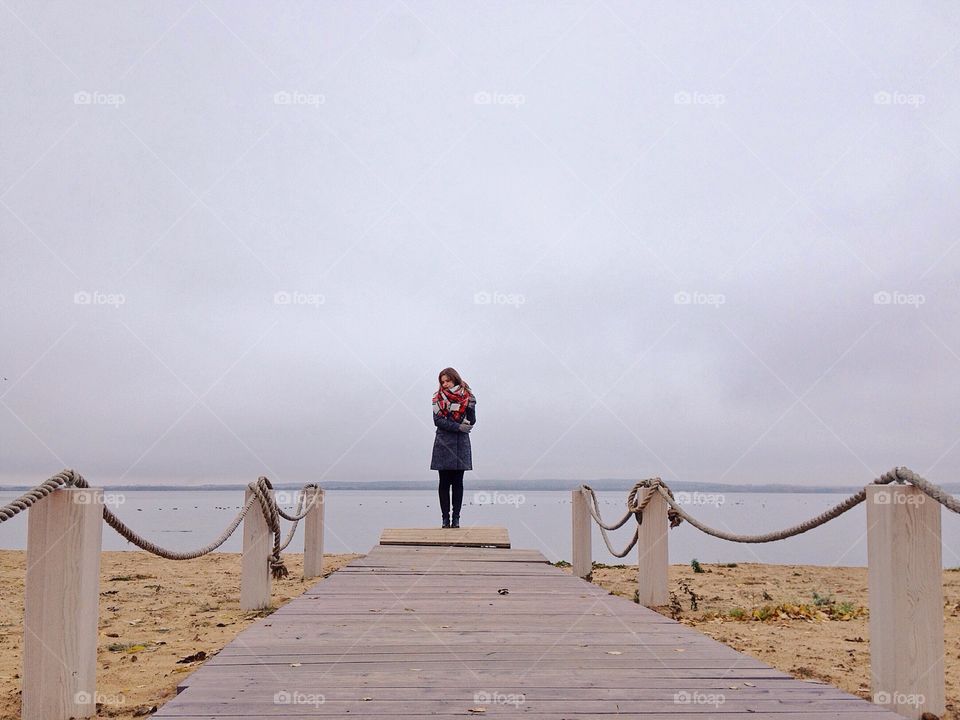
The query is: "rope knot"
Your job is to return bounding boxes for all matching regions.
[627,478,683,528]
[269,555,290,580]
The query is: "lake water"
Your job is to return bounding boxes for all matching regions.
[1,489,957,567]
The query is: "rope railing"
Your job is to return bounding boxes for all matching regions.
[580,466,958,549]
[0,469,323,577]
[572,465,955,719]
[579,481,684,557]
[8,469,327,720]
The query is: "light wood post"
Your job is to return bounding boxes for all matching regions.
[23,487,103,720]
[866,484,945,719]
[303,486,325,580]
[572,488,592,578]
[241,486,271,610]
[636,489,669,606]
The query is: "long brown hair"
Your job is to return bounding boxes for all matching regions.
[438,367,471,394]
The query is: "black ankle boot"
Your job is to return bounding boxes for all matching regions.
[441,514,450,528]
[451,516,460,528]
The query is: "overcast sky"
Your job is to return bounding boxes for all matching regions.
[2,1,959,488]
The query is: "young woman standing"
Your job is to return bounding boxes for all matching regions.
[430,367,476,528]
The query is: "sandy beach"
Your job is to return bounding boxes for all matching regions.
[564,561,960,720]
[1,551,957,718]
[0,550,362,719]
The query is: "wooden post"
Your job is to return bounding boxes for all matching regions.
[866,484,945,719]
[571,488,592,578]
[240,487,271,610]
[303,486,325,580]
[23,487,103,720]
[636,489,669,606]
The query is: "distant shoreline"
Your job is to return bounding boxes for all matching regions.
[5,480,955,494]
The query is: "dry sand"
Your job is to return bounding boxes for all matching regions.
[2,552,957,718]
[0,550,362,719]
[562,561,960,719]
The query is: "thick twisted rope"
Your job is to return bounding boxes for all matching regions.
[0,470,323,578]
[580,480,684,557]
[657,466,957,543]
[580,466,959,550]
[277,483,322,552]
[580,485,639,557]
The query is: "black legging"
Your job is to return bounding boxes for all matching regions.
[438,469,464,519]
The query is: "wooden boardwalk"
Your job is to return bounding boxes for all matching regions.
[155,542,902,718]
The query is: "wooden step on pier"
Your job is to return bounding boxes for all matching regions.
[379,525,511,548]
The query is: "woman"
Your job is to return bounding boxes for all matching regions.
[430,367,476,528]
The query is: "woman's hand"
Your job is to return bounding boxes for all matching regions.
[458,421,473,433]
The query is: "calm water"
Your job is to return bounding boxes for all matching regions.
[1,489,957,567]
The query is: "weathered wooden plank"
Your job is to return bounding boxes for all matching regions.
[379,526,511,547]
[158,697,883,716]
[157,544,901,719]
[155,714,906,720]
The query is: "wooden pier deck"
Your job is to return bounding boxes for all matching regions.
[155,542,902,718]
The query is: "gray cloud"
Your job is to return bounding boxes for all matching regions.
[2,1,959,487]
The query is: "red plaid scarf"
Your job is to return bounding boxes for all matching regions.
[432,385,472,423]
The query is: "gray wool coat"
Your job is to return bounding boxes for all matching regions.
[430,398,476,471]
